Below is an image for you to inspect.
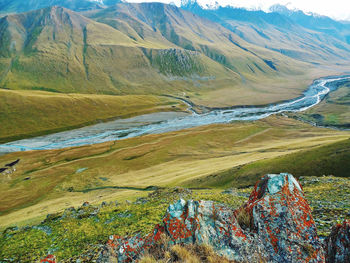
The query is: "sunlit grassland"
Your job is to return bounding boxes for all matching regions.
[185,138,350,189]
[0,89,187,143]
[0,116,348,228]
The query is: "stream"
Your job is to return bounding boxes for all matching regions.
[1,75,349,154]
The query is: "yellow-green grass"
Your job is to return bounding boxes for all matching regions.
[0,188,248,261]
[0,89,187,143]
[184,67,341,107]
[184,138,350,189]
[0,116,349,228]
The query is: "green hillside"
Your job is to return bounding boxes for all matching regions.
[184,138,350,189]
[0,89,186,143]
[0,4,315,102]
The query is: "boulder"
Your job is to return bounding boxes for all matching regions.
[163,199,257,261]
[99,225,164,262]
[40,254,56,263]
[324,220,350,263]
[99,173,326,262]
[244,173,325,262]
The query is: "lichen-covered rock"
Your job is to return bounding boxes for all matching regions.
[324,220,350,263]
[163,199,256,261]
[98,173,326,262]
[98,225,164,262]
[40,254,56,263]
[245,173,325,262]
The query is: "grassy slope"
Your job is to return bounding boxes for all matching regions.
[0,176,348,261]
[292,83,350,127]
[0,89,186,143]
[0,116,348,228]
[183,138,350,189]
[0,188,249,262]
[1,4,339,108]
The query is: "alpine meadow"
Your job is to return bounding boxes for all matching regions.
[0,1,349,262]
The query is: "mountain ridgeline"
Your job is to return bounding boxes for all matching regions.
[0,0,122,14]
[0,2,349,96]
[181,1,350,64]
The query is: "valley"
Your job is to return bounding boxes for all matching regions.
[0,1,350,262]
[0,115,349,228]
[0,90,186,143]
[0,75,348,153]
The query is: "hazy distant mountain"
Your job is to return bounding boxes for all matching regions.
[181,0,350,64]
[0,0,121,14]
[270,4,350,44]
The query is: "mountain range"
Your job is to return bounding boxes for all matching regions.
[0,0,121,14]
[0,1,350,105]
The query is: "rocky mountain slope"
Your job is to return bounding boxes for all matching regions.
[181,1,350,65]
[270,4,350,44]
[0,2,349,102]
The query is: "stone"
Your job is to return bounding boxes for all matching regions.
[134,197,149,205]
[98,173,326,262]
[221,188,238,195]
[324,220,350,263]
[100,225,164,262]
[82,201,90,207]
[243,173,325,262]
[40,254,56,263]
[163,199,257,261]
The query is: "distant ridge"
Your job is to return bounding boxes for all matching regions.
[0,0,121,14]
[180,0,350,63]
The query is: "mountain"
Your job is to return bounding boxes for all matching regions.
[270,4,350,44]
[0,3,317,106]
[0,0,121,14]
[180,1,350,65]
[0,6,144,94]
[0,4,237,95]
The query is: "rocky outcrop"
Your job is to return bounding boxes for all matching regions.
[162,199,257,261]
[97,173,328,262]
[241,173,324,262]
[40,254,56,263]
[324,220,350,263]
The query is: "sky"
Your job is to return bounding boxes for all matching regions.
[125,0,350,21]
